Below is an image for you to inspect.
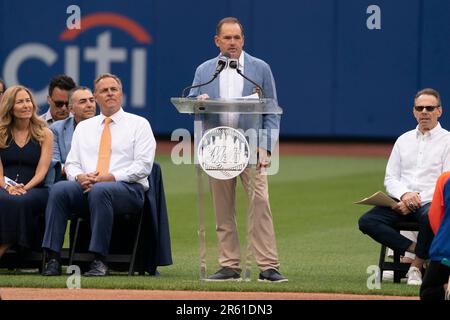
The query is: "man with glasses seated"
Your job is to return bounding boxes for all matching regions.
[359,88,450,286]
[41,75,76,125]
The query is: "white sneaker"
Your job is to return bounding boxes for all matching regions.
[382,270,394,281]
[406,266,422,285]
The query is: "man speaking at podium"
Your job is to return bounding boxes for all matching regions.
[188,17,287,282]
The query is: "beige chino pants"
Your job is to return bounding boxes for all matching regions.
[208,167,280,272]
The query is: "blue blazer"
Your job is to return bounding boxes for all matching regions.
[50,117,74,164]
[189,52,281,153]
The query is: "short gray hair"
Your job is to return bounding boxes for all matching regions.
[68,86,92,106]
[415,88,442,107]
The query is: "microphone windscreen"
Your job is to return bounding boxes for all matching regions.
[217,56,227,67]
[229,59,238,69]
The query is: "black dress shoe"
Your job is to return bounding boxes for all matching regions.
[205,267,241,281]
[258,269,288,283]
[42,259,62,276]
[84,259,109,277]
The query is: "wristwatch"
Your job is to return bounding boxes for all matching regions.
[75,175,79,182]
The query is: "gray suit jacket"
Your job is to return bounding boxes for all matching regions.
[189,52,281,152]
[50,117,75,164]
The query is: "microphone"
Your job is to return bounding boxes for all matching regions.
[181,53,230,97]
[228,59,265,98]
[213,52,230,77]
[228,59,239,70]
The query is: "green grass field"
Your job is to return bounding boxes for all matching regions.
[0,154,420,297]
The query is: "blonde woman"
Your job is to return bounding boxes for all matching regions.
[0,85,53,259]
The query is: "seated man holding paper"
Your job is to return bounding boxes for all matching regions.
[358,88,450,285]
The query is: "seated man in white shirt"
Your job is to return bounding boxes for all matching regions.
[359,88,450,285]
[41,73,156,276]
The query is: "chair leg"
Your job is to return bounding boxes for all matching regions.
[128,210,144,276]
[69,218,82,266]
[41,250,47,272]
[393,249,402,283]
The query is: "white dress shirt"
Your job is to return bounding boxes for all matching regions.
[65,108,156,190]
[40,109,73,125]
[41,109,54,125]
[385,122,450,204]
[219,52,245,127]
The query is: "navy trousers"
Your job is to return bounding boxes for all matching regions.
[358,203,433,259]
[42,180,144,257]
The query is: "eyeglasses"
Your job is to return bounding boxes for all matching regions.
[50,98,69,108]
[414,105,440,112]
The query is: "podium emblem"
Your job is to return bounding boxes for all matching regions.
[198,126,249,180]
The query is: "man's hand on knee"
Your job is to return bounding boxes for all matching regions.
[76,172,98,193]
[94,173,116,183]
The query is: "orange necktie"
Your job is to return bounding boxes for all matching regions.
[96,117,112,175]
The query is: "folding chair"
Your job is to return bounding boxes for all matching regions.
[68,207,145,276]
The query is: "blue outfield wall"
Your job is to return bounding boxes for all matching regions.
[0,0,449,139]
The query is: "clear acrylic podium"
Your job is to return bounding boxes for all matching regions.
[171,97,283,280]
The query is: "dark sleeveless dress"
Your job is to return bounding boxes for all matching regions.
[0,138,49,249]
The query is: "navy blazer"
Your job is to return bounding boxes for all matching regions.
[49,117,74,164]
[140,162,173,272]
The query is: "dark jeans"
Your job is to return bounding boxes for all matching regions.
[358,203,434,259]
[420,260,450,300]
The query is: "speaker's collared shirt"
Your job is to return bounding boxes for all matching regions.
[219,52,245,128]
